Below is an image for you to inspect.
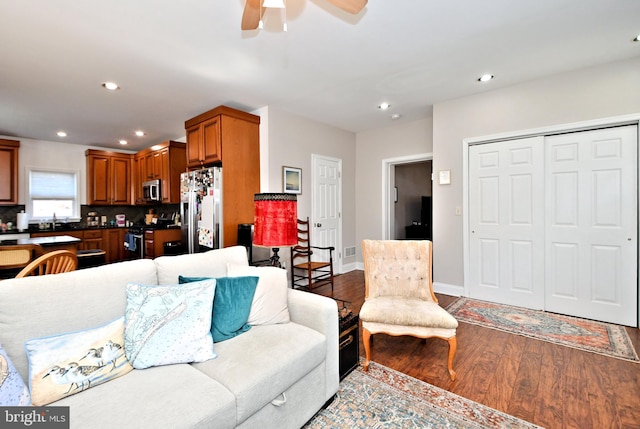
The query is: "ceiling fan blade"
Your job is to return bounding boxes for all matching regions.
[325,0,367,14]
[241,0,262,30]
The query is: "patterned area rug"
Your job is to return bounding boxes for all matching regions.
[446,297,639,362]
[304,361,542,429]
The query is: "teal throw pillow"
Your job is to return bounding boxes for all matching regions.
[124,280,217,369]
[179,275,259,343]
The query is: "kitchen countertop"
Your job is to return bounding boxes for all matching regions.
[0,235,82,246]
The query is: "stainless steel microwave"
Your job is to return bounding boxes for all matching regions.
[142,179,161,202]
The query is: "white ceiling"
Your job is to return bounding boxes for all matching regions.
[1,0,639,151]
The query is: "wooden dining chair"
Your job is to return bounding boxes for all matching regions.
[15,250,78,278]
[290,217,335,292]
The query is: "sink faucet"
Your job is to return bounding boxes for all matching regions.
[52,213,57,230]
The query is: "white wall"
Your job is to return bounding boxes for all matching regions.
[432,56,640,289]
[355,117,433,259]
[265,107,357,270]
[4,136,134,206]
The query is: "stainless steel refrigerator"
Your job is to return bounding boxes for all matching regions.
[180,166,222,253]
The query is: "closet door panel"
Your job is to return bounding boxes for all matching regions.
[545,125,637,326]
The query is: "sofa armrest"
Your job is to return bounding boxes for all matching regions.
[287,289,339,401]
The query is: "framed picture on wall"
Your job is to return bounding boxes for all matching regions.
[283,166,302,194]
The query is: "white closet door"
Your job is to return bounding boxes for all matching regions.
[545,126,637,326]
[468,136,545,308]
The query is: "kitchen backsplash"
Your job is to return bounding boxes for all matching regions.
[0,204,179,229]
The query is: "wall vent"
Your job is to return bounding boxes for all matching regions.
[344,246,356,258]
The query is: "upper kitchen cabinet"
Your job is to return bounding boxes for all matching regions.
[185,105,260,247]
[86,150,133,205]
[134,141,186,204]
[0,139,19,205]
[184,105,259,169]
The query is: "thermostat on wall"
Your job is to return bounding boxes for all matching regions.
[439,170,451,185]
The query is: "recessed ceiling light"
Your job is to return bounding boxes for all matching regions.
[135,130,146,137]
[378,102,391,110]
[391,114,401,120]
[478,74,494,82]
[56,131,67,137]
[119,140,128,145]
[634,34,640,42]
[102,82,120,91]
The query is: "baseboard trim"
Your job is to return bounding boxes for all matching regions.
[433,282,464,297]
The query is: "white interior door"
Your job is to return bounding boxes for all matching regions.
[545,126,637,326]
[312,155,341,273]
[468,136,545,308]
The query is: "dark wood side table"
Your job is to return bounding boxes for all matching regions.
[339,312,359,380]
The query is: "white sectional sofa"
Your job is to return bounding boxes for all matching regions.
[0,246,339,429]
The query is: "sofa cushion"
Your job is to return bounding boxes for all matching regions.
[154,246,249,285]
[0,258,157,381]
[227,264,290,326]
[25,317,133,406]
[124,280,217,369]
[54,364,237,429]
[0,342,30,405]
[191,323,326,426]
[179,276,259,342]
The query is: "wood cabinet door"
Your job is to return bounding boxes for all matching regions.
[104,228,125,263]
[0,140,19,205]
[186,125,202,168]
[160,148,171,203]
[201,116,222,165]
[88,155,111,205]
[111,156,131,205]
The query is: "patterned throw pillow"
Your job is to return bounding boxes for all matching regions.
[25,317,133,406]
[0,342,31,406]
[178,276,259,342]
[124,280,217,369]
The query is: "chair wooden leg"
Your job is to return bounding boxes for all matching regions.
[363,327,372,371]
[447,336,457,381]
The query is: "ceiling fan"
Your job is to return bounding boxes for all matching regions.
[241,0,367,30]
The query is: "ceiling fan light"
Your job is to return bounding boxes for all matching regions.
[263,0,285,8]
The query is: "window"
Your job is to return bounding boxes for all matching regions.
[28,168,80,221]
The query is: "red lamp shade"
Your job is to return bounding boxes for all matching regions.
[254,193,298,247]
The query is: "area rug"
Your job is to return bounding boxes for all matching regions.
[304,361,542,429]
[446,297,639,362]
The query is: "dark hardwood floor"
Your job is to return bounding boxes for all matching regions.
[311,270,640,429]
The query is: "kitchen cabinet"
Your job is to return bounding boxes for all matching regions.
[133,141,186,204]
[104,228,126,263]
[184,106,260,247]
[86,150,133,205]
[83,229,104,251]
[0,139,19,205]
[143,228,181,259]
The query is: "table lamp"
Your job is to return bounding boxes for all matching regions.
[253,193,298,267]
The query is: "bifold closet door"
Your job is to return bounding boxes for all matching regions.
[545,126,637,326]
[468,136,545,309]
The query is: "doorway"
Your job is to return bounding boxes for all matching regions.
[382,153,433,239]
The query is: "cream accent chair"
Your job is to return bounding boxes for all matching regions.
[360,239,458,381]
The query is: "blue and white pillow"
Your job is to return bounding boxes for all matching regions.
[25,317,133,406]
[0,342,31,406]
[124,280,217,369]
